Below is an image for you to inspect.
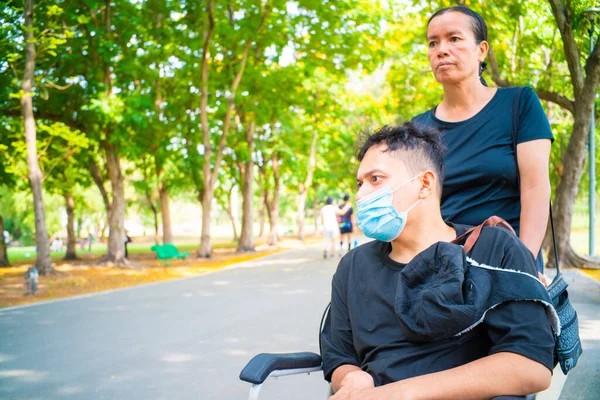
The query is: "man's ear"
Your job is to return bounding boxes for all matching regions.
[419,171,437,199]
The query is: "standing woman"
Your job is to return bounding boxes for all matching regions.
[412,6,553,272]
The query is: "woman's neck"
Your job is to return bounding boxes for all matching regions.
[436,77,496,122]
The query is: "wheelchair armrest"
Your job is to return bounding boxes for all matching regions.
[239,352,322,384]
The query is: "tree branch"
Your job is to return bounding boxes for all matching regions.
[547,0,585,99]
[487,49,575,114]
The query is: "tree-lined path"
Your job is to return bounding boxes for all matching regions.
[1,243,599,399]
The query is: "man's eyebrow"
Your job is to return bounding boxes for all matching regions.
[357,168,386,181]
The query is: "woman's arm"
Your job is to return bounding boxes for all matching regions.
[517,139,552,256]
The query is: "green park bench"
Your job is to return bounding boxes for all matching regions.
[150,244,191,266]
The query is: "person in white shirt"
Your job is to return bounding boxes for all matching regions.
[321,197,351,258]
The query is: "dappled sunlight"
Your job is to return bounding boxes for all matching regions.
[55,385,85,396]
[0,369,48,383]
[236,257,313,269]
[282,289,309,295]
[161,352,194,363]
[224,349,250,357]
[579,316,600,341]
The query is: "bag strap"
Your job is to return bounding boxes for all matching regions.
[549,203,562,278]
[511,87,561,281]
[512,87,524,188]
[452,216,516,254]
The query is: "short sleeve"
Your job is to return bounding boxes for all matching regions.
[321,261,360,382]
[481,236,556,371]
[484,301,555,371]
[516,86,554,144]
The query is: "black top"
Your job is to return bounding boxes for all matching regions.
[411,87,553,234]
[339,204,353,224]
[321,224,555,386]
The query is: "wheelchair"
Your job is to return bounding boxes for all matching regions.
[239,304,537,400]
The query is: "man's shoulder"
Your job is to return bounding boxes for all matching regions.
[336,240,384,269]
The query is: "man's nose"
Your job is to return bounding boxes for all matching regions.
[355,186,370,202]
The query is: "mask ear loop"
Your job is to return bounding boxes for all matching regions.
[391,173,421,194]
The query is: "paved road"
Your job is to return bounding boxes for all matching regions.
[1,243,599,400]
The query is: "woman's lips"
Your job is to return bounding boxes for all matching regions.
[437,62,453,70]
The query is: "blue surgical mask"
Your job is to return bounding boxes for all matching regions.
[356,175,421,242]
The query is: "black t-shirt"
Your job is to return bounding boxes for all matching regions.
[411,87,554,234]
[321,224,555,386]
[339,204,353,224]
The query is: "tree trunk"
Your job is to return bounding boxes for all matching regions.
[238,121,256,252]
[198,189,213,258]
[64,192,77,260]
[0,216,9,267]
[267,153,281,246]
[22,0,53,275]
[158,181,173,244]
[546,0,600,269]
[224,191,239,241]
[313,195,319,235]
[104,142,126,265]
[258,190,266,239]
[297,130,318,241]
[89,158,111,237]
[146,190,160,245]
[551,104,599,268]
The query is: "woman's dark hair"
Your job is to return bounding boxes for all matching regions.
[428,6,489,86]
[356,122,446,196]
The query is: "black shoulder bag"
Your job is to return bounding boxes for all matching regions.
[512,87,582,374]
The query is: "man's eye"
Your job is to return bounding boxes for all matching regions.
[450,36,460,42]
[357,182,362,189]
[428,41,437,48]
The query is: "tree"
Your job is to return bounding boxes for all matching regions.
[21,0,53,274]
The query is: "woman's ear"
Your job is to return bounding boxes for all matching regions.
[478,40,489,62]
[419,171,437,199]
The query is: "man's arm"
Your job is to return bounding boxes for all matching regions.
[335,203,352,216]
[331,365,374,394]
[332,352,549,400]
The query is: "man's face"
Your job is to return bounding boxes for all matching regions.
[356,144,420,213]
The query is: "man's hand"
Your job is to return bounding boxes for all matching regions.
[329,370,375,400]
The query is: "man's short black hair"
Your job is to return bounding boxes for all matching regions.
[356,122,446,195]
[326,197,333,205]
[343,194,350,201]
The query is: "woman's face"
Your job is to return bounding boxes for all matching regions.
[426,12,488,85]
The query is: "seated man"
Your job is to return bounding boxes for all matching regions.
[321,123,557,399]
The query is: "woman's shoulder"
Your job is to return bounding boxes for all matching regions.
[410,108,436,128]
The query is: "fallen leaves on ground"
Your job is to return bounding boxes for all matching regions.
[0,248,282,309]
[581,268,600,282]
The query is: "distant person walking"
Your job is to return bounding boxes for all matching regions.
[321,197,351,259]
[338,194,355,255]
[124,231,132,259]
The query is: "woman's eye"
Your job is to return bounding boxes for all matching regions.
[450,36,460,42]
[372,176,380,183]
